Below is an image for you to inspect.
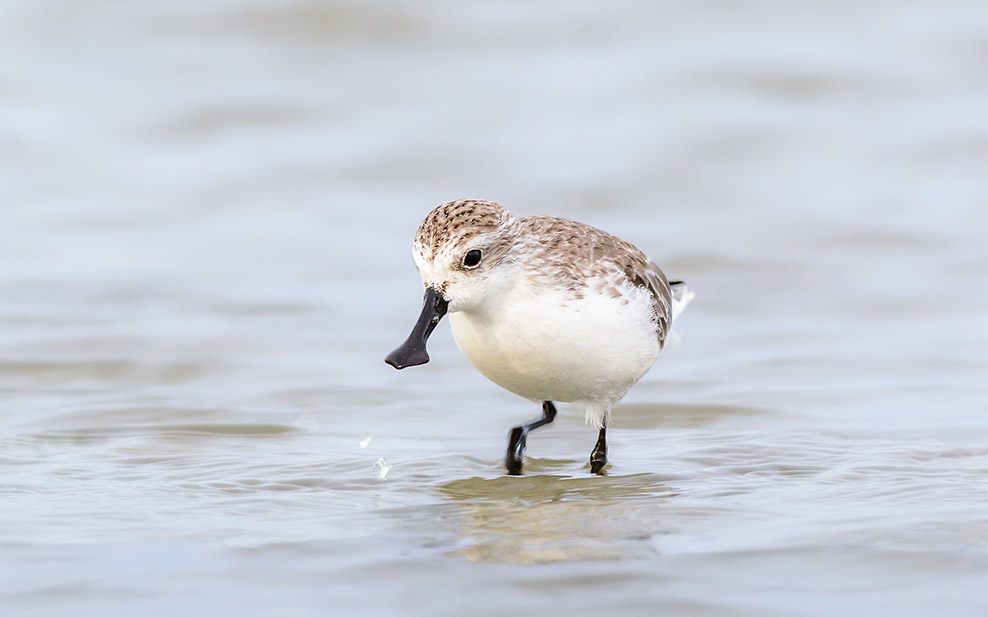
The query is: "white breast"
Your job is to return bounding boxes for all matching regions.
[447,276,661,410]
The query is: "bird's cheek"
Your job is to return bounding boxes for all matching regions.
[443,292,463,313]
[443,285,474,313]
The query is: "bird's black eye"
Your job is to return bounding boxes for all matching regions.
[463,249,482,269]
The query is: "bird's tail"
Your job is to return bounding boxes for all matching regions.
[668,280,695,323]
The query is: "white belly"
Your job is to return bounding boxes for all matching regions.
[447,282,660,407]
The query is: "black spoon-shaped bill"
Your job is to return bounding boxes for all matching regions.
[384,287,449,369]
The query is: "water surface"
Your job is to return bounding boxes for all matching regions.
[0,1,985,615]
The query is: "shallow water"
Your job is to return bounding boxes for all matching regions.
[1,1,986,615]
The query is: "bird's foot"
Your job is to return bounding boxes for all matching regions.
[589,443,608,476]
[506,427,527,475]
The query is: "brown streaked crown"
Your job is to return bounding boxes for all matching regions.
[414,200,512,258]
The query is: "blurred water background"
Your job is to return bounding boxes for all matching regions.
[1,1,986,615]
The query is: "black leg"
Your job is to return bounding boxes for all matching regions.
[505,400,557,475]
[589,426,608,475]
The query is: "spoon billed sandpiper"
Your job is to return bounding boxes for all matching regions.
[385,199,693,475]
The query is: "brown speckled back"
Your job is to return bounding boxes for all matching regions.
[517,216,673,345]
